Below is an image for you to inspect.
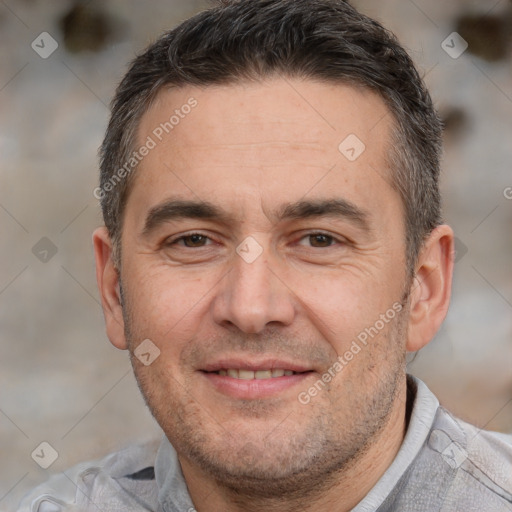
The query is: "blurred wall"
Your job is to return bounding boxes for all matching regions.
[0,0,511,509]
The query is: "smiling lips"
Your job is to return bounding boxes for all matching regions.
[201,360,314,399]
[216,368,296,379]
[202,359,312,379]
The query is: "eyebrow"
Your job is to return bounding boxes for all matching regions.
[142,197,371,236]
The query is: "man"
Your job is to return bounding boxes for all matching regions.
[19,0,512,511]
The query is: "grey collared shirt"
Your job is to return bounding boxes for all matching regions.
[17,375,512,511]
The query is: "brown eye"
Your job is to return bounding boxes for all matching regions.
[181,234,208,247]
[169,233,212,248]
[307,233,336,248]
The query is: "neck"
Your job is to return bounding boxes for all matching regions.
[180,377,409,512]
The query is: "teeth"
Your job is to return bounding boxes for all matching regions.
[255,370,272,379]
[216,369,297,379]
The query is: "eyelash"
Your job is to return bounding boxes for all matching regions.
[166,231,345,249]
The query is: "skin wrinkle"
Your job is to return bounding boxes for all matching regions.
[126,80,405,510]
[124,300,408,509]
[100,6,444,275]
[94,76,453,512]
[90,2,458,508]
[141,198,373,241]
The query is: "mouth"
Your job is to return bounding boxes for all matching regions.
[207,368,302,379]
[199,360,315,399]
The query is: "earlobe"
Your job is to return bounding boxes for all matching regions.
[406,225,454,353]
[92,227,128,350]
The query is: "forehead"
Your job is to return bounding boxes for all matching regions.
[129,78,398,225]
[139,78,391,156]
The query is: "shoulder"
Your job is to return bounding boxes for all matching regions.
[376,377,512,511]
[426,405,512,510]
[16,437,162,512]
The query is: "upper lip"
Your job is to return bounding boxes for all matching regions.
[200,358,313,373]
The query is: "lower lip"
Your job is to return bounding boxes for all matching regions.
[201,371,314,399]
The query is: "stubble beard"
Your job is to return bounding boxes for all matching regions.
[121,283,409,506]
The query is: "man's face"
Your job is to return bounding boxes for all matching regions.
[118,78,410,492]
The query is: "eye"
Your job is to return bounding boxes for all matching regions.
[297,232,343,248]
[167,233,213,248]
[164,231,344,251]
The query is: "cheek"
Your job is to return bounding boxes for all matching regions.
[291,271,407,389]
[290,270,396,344]
[123,264,212,342]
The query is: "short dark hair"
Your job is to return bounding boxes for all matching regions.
[99,0,443,274]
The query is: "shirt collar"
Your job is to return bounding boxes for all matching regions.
[351,375,440,511]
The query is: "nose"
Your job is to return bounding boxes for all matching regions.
[211,243,296,334]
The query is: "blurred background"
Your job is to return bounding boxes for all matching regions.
[0,0,511,509]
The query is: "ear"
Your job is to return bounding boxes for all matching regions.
[92,227,127,350]
[406,224,454,352]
